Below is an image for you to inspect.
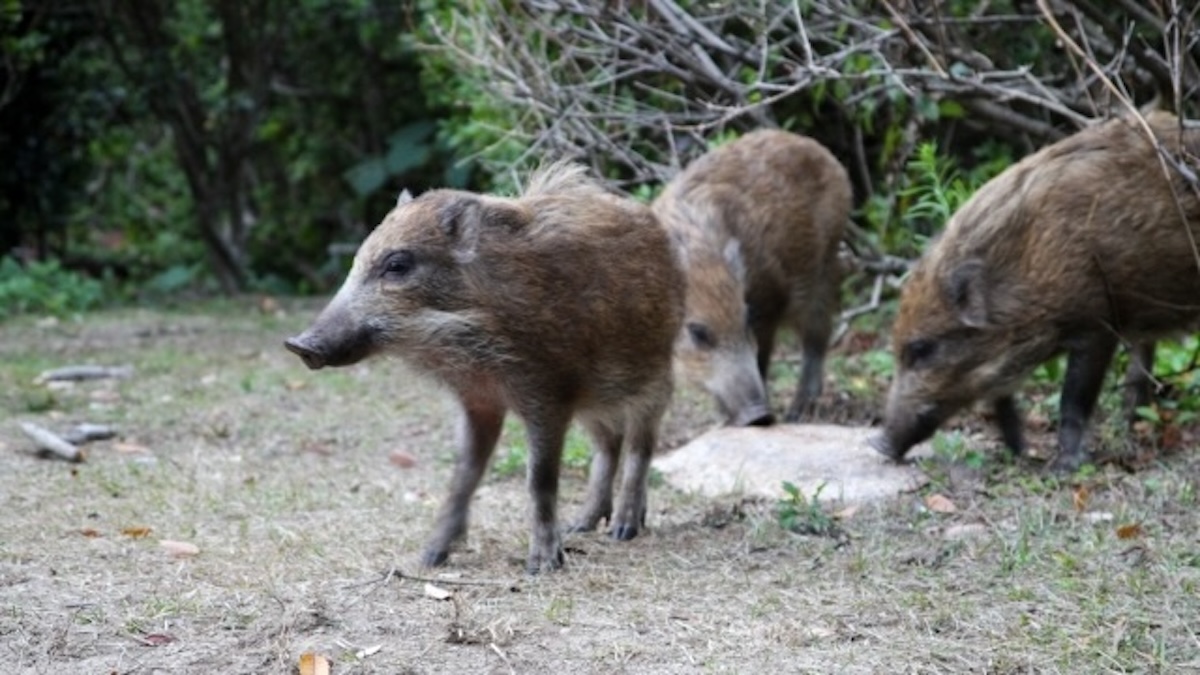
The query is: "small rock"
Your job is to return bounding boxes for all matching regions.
[653,424,934,505]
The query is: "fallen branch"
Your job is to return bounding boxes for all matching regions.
[62,423,118,445]
[18,422,84,462]
[35,365,134,384]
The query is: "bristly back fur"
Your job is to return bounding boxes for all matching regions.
[521,160,608,199]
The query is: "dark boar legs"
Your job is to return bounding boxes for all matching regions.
[570,398,667,540]
[1051,334,1118,472]
[992,395,1025,456]
[1123,341,1157,420]
[785,289,835,422]
[609,414,661,540]
[421,398,506,568]
[524,412,570,574]
[569,420,622,534]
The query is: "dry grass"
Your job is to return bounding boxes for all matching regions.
[1,301,1198,674]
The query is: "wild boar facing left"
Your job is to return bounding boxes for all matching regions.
[285,163,685,573]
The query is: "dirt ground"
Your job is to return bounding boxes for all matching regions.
[2,300,1198,674]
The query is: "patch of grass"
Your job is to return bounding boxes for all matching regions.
[775,481,838,537]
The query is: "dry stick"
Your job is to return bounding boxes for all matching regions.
[344,566,518,590]
[18,422,83,462]
[1038,0,1200,274]
[832,273,887,347]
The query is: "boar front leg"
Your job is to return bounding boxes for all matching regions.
[523,410,570,574]
[1051,334,1118,473]
[992,395,1025,457]
[421,396,506,568]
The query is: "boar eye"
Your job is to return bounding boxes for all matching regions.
[381,250,415,279]
[902,338,937,368]
[687,322,717,350]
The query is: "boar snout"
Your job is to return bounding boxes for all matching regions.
[284,335,329,370]
[284,313,375,370]
[874,405,949,462]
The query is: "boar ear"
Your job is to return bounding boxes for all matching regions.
[723,239,746,283]
[945,259,989,328]
[396,189,414,207]
[438,197,483,263]
[438,196,528,264]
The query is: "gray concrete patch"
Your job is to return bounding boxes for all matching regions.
[654,424,932,503]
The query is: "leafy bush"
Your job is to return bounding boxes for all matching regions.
[0,257,108,319]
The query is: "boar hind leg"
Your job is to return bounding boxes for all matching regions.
[785,290,835,422]
[1051,334,1118,473]
[523,411,571,574]
[567,418,621,534]
[992,395,1025,457]
[422,397,506,568]
[612,388,670,541]
[1122,341,1156,422]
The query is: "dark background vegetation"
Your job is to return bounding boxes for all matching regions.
[1,0,1197,310]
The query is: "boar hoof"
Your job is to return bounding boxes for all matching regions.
[1047,452,1088,475]
[526,545,565,575]
[419,547,450,568]
[611,522,640,541]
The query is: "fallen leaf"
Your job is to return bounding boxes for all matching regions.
[114,442,150,454]
[137,633,177,646]
[160,540,200,558]
[924,493,958,514]
[355,644,383,659]
[121,526,153,539]
[832,504,859,520]
[80,528,102,538]
[389,449,418,469]
[1116,523,1144,540]
[258,295,279,314]
[424,583,453,601]
[298,652,332,675]
[285,379,307,391]
[1072,485,1090,512]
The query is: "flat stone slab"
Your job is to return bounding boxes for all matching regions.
[654,424,932,504]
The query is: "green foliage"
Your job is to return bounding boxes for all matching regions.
[868,141,1012,257]
[3,1,473,297]
[0,257,108,319]
[931,431,985,470]
[1135,336,1200,425]
[776,481,839,537]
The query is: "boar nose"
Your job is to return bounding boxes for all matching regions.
[284,335,327,370]
[732,405,774,427]
[867,433,901,461]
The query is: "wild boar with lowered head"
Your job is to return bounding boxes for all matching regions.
[285,163,685,573]
[873,112,1200,471]
[654,129,852,425]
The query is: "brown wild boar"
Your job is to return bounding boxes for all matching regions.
[654,130,851,425]
[284,163,685,573]
[873,112,1200,471]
